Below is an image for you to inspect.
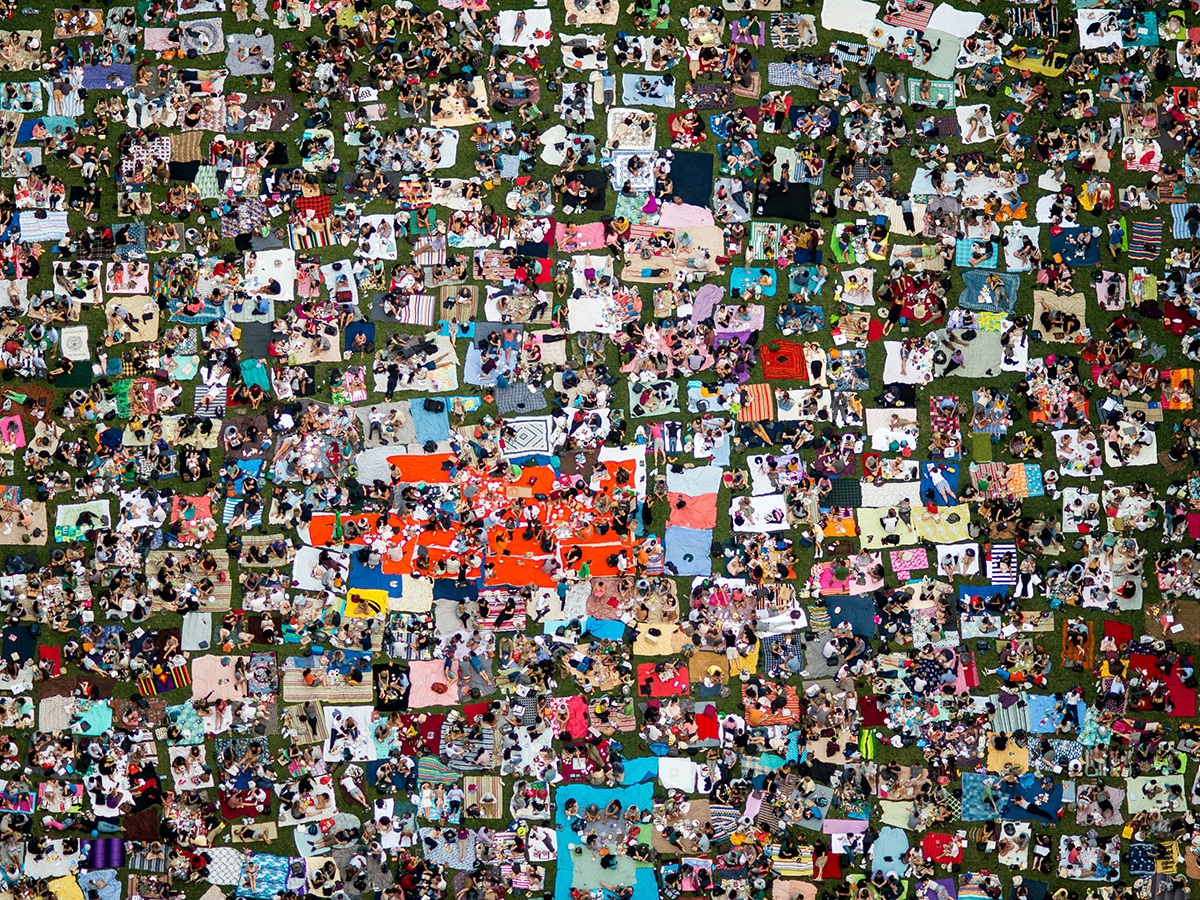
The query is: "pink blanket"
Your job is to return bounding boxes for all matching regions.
[553,221,607,251]
[406,659,454,709]
[657,203,715,229]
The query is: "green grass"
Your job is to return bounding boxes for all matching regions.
[0,0,1193,897]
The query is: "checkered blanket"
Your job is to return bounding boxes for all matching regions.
[494,383,547,416]
[766,62,807,87]
[954,238,999,268]
[761,633,804,677]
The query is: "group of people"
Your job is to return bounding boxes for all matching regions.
[0,1,1196,900]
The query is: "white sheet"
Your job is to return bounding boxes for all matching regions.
[245,247,296,305]
[955,104,996,145]
[496,9,554,46]
[731,494,789,532]
[422,127,460,170]
[926,4,984,39]
[291,545,350,592]
[860,481,923,509]
[820,0,880,37]
[357,214,399,260]
[1078,9,1122,51]
[1003,223,1041,272]
[883,340,935,385]
[658,757,699,793]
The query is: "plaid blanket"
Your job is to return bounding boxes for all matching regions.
[766,62,806,87]
[934,114,961,138]
[687,83,733,110]
[852,162,892,187]
[762,633,804,678]
[826,478,862,508]
[494,383,547,416]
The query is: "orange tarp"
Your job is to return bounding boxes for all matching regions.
[386,453,458,484]
[304,458,642,587]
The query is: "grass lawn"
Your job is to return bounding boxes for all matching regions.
[0,0,1192,897]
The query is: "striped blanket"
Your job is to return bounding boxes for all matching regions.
[1170,203,1200,239]
[289,222,332,251]
[221,497,263,528]
[477,590,527,632]
[960,877,1000,900]
[393,292,437,326]
[589,699,638,732]
[988,693,1031,733]
[968,461,1017,499]
[414,240,447,267]
[749,222,781,262]
[831,41,876,66]
[737,383,774,422]
[769,843,815,878]
[137,664,192,697]
[807,606,831,632]
[473,249,517,282]
[741,683,800,726]
[18,211,68,243]
[417,755,460,784]
[444,730,498,772]
[986,543,1018,585]
[238,534,293,568]
[280,670,374,703]
[708,803,742,841]
[1127,219,1163,260]
[627,222,676,251]
[386,615,437,661]
[464,775,503,818]
[194,382,228,418]
[883,1,933,30]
